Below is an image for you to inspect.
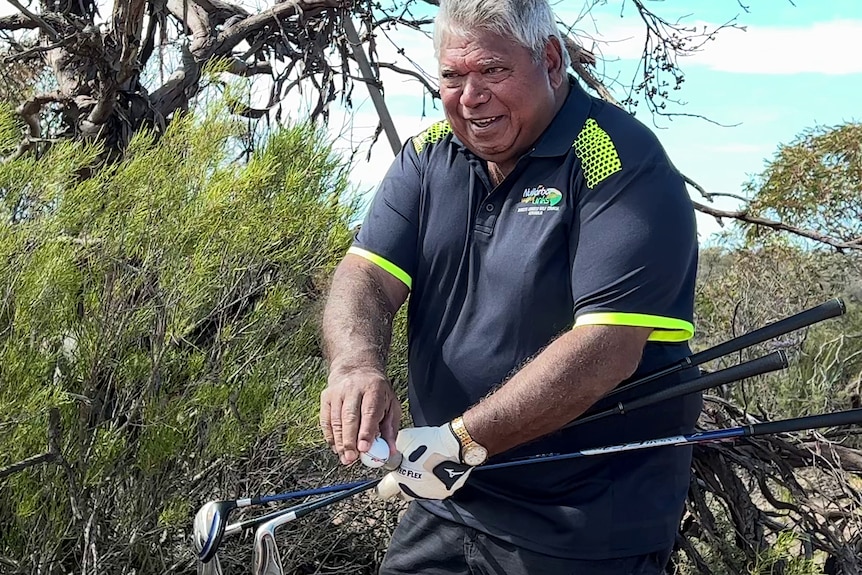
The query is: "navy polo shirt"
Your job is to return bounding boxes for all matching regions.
[349,80,702,559]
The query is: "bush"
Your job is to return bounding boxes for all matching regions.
[0,102,364,574]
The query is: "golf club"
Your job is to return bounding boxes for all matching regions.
[193,503,225,574]
[191,478,372,558]
[246,406,862,574]
[249,480,381,575]
[197,479,379,563]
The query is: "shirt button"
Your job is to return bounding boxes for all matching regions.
[485,204,494,212]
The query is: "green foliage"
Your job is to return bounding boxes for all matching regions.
[0,102,357,573]
[742,122,862,245]
[748,532,822,575]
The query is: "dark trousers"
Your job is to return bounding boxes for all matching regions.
[379,503,671,575]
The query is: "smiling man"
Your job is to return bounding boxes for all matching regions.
[319,0,702,573]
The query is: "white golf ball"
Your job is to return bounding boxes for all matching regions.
[360,436,390,469]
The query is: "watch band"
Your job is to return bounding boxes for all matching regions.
[450,416,489,466]
[450,416,473,447]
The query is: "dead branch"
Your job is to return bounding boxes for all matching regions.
[377,62,440,99]
[692,200,862,251]
[0,408,62,480]
[6,0,60,40]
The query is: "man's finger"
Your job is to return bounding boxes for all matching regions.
[380,399,401,453]
[357,392,384,453]
[329,395,345,457]
[340,397,361,464]
[319,394,335,448]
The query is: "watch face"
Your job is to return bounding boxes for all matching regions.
[464,445,488,466]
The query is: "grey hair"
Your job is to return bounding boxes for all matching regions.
[433,0,572,70]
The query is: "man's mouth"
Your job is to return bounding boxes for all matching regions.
[470,116,499,128]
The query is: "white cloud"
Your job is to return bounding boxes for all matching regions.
[586,19,862,75]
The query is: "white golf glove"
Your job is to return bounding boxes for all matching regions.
[376,423,473,501]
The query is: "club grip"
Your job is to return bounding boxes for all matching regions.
[689,298,845,366]
[625,350,788,411]
[745,408,862,437]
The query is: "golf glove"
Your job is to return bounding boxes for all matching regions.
[376,423,473,501]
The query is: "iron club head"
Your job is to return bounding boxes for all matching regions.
[252,510,298,575]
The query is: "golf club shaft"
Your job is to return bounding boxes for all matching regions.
[238,480,371,507]
[483,407,862,469]
[568,350,788,428]
[602,298,845,402]
[225,479,379,535]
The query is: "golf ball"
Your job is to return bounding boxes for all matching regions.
[360,436,390,469]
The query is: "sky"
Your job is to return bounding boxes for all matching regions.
[310,0,862,245]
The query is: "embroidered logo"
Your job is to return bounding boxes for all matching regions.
[517,185,563,216]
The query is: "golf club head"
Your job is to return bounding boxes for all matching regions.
[193,503,225,575]
[252,511,300,575]
[252,529,285,575]
[193,500,235,563]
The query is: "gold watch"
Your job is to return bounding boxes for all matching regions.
[450,416,489,466]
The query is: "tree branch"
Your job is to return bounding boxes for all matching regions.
[5,0,60,41]
[0,408,62,480]
[110,0,149,85]
[214,0,342,55]
[691,201,862,251]
[0,12,65,32]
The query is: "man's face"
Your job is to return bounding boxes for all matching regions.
[438,30,563,170]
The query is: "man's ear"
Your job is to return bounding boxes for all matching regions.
[545,36,565,89]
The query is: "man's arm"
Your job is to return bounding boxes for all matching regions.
[320,253,410,464]
[463,324,652,457]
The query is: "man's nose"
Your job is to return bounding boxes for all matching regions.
[460,75,489,108]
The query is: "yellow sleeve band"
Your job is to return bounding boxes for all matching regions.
[347,246,412,290]
[574,312,694,343]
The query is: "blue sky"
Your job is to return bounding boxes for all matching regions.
[324,0,862,244]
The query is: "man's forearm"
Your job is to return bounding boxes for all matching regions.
[462,325,651,457]
[322,257,407,376]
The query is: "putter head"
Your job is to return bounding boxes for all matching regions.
[193,501,235,563]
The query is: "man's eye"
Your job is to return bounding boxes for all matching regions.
[485,67,504,74]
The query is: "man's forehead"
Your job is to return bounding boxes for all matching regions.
[438,32,525,66]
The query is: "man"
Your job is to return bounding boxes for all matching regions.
[319,0,702,572]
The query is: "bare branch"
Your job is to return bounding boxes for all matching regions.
[377,62,439,99]
[692,200,862,251]
[5,0,60,40]
[0,408,62,480]
[0,12,65,32]
[110,0,149,84]
[344,16,401,154]
[214,0,342,55]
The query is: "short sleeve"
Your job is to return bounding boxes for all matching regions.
[349,143,423,290]
[569,140,698,343]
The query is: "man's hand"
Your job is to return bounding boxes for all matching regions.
[376,424,473,501]
[320,368,401,465]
